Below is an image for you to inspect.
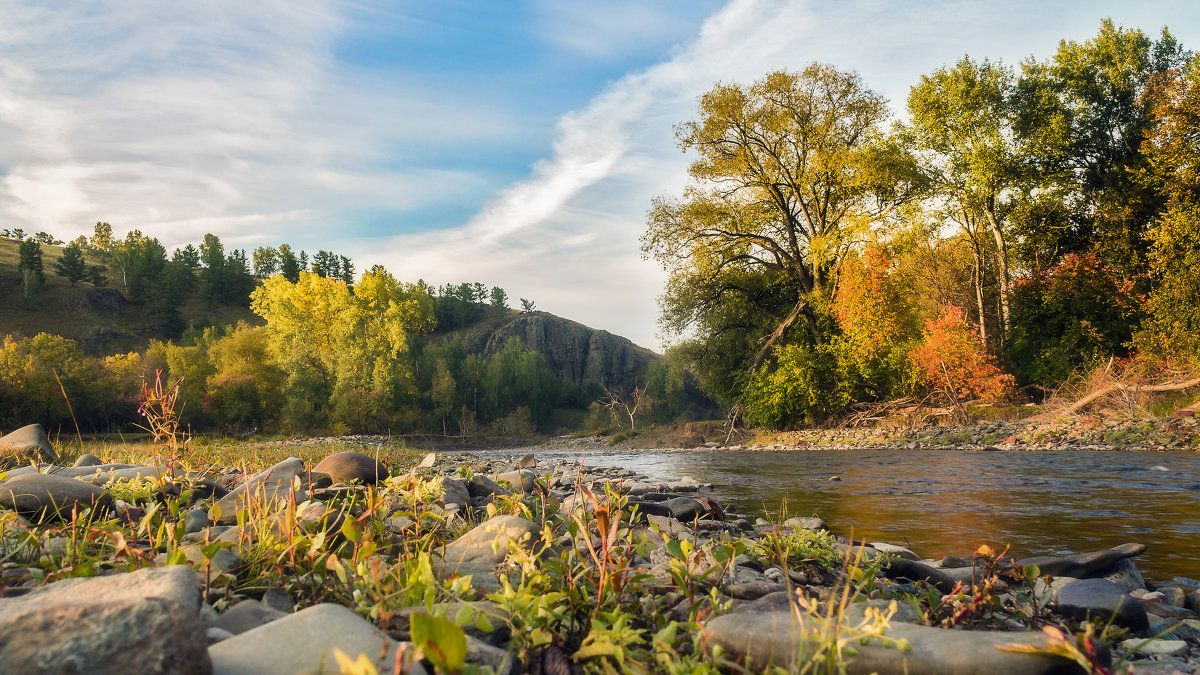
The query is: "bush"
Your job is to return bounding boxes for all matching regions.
[743,342,854,428]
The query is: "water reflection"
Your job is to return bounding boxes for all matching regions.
[488,448,1200,583]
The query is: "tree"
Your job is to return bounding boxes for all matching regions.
[643,65,922,378]
[33,231,62,245]
[252,246,280,278]
[175,244,201,269]
[54,241,90,286]
[489,286,509,317]
[906,56,1024,345]
[18,239,44,306]
[89,222,114,255]
[278,244,300,282]
[199,233,226,305]
[339,255,354,287]
[110,230,167,302]
[520,298,536,312]
[1016,20,1190,274]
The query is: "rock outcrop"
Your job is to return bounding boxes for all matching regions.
[468,311,656,392]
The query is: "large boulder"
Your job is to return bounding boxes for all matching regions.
[1053,578,1149,630]
[1018,543,1146,579]
[312,451,388,485]
[0,566,209,674]
[0,424,56,468]
[704,611,1098,674]
[0,473,113,522]
[213,458,306,525]
[207,603,420,675]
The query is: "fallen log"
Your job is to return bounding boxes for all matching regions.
[1060,376,1200,415]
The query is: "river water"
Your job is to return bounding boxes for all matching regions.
[486,448,1200,584]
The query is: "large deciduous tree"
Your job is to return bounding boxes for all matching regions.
[643,65,921,390]
[906,56,1024,347]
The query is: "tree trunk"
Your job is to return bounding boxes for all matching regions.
[984,205,1011,346]
[969,235,988,351]
[749,298,810,374]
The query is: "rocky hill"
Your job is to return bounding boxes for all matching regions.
[453,311,657,393]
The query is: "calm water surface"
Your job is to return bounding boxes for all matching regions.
[485,448,1200,583]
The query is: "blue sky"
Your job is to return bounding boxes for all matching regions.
[2,0,1198,349]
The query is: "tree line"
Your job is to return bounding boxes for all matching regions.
[644,20,1200,427]
[2,226,696,435]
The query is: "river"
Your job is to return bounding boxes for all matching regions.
[486,447,1200,584]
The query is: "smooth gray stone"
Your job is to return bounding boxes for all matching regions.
[1101,557,1145,593]
[440,515,539,568]
[0,424,55,467]
[1019,543,1146,579]
[494,469,535,493]
[52,463,145,478]
[213,457,305,525]
[439,477,471,507]
[726,580,788,600]
[211,599,286,635]
[782,516,827,531]
[0,566,208,675]
[1053,578,1148,630]
[184,508,210,535]
[870,543,921,561]
[73,453,104,467]
[647,513,691,537]
[208,603,423,675]
[843,599,925,624]
[0,472,113,522]
[665,496,704,521]
[883,558,961,594]
[312,451,388,485]
[467,473,510,498]
[704,611,1098,674]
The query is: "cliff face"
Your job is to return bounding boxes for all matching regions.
[463,311,656,392]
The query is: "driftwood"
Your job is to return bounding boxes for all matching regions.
[1059,376,1200,416]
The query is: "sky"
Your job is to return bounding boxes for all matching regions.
[2,0,1199,351]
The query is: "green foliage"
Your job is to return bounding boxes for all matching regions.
[53,241,90,287]
[1009,253,1145,385]
[17,238,44,306]
[1134,202,1200,365]
[743,342,854,428]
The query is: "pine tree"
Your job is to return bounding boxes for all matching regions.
[53,241,90,286]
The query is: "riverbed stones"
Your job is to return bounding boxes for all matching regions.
[439,477,472,508]
[467,473,510,498]
[1053,578,1149,630]
[312,451,388,485]
[440,515,540,568]
[1018,542,1146,578]
[665,496,705,521]
[73,453,104,467]
[0,423,56,467]
[208,603,419,675]
[0,472,113,522]
[210,599,286,635]
[0,565,209,674]
[882,558,960,594]
[1120,637,1188,657]
[494,469,535,492]
[703,611,1099,674]
[214,457,306,525]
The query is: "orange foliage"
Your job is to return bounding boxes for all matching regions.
[833,246,913,359]
[909,304,1014,402]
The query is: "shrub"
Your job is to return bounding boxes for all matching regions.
[909,304,1014,403]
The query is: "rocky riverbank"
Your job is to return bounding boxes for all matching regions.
[1,423,1199,673]
[612,410,1200,453]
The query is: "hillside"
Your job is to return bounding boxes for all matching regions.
[0,237,258,354]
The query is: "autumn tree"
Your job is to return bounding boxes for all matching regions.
[1016,20,1190,274]
[906,57,1027,345]
[643,64,922,408]
[252,246,280,278]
